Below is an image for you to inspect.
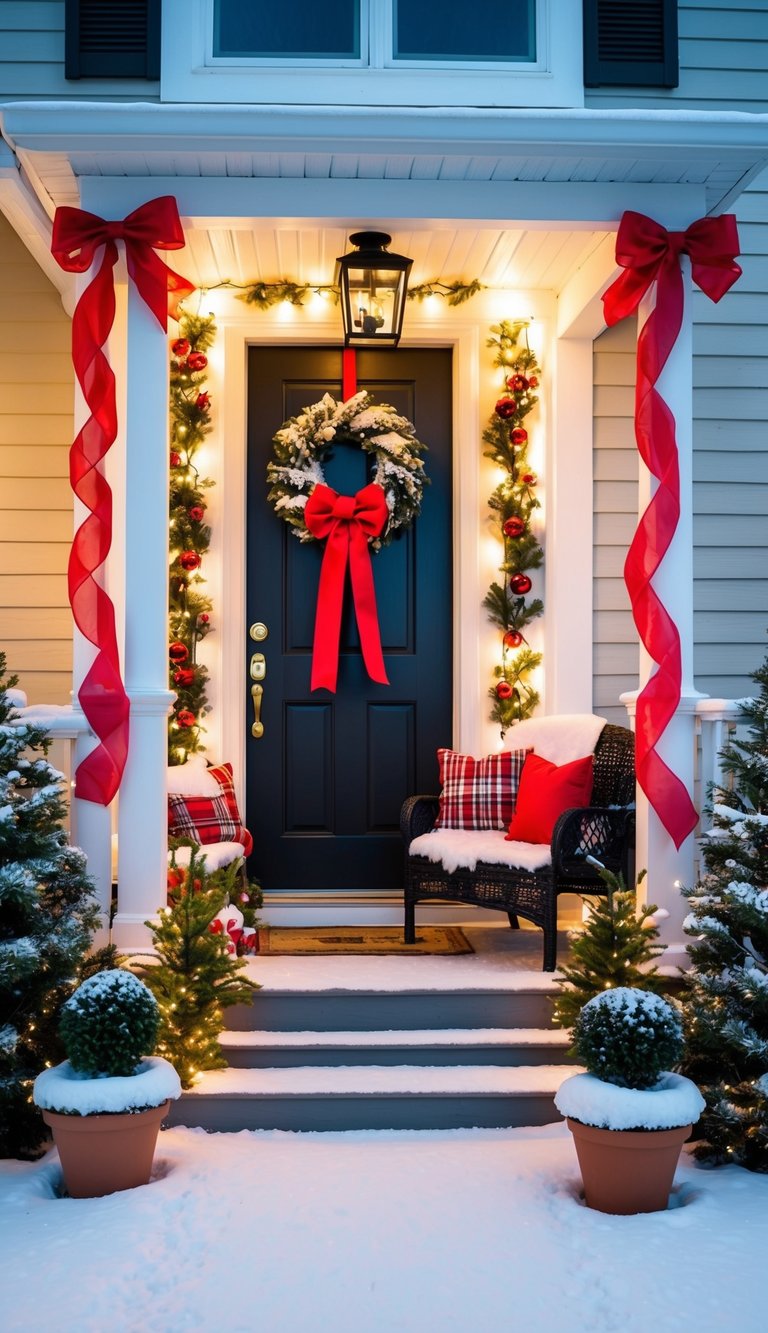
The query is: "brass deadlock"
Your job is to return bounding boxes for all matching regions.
[250,653,266,681]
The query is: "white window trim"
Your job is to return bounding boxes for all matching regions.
[161,0,584,107]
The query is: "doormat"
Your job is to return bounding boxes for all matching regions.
[258,926,473,955]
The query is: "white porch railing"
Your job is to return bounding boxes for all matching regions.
[16,702,113,947]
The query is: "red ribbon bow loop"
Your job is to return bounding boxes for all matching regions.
[51,196,195,805]
[602,211,741,848]
[304,482,390,693]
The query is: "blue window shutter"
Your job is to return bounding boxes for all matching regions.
[65,0,161,80]
[584,0,679,89]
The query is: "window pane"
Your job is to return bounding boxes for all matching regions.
[213,0,360,60]
[394,0,536,63]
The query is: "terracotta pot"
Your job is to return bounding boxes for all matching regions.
[43,1101,170,1199]
[566,1117,692,1215]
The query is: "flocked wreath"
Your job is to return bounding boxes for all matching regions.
[266,391,428,550]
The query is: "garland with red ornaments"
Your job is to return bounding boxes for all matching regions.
[168,314,216,763]
[482,321,544,736]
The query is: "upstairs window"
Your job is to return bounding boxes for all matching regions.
[393,0,535,65]
[213,1,362,62]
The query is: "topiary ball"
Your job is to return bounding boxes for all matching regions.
[59,969,160,1078]
[572,987,683,1090]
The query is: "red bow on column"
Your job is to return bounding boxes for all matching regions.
[51,197,195,806]
[304,483,390,692]
[603,211,741,848]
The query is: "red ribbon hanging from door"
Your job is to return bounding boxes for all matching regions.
[602,210,741,848]
[304,483,390,693]
[342,347,357,400]
[51,196,194,805]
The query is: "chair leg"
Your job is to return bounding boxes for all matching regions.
[507,912,520,931]
[542,896,558,972]
[404,895,416,944]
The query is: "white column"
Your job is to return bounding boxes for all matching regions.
[629,260,702,968]
[112,280,174,951]
[546,335,594,713]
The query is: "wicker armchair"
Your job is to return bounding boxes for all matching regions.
[401,722,636,971]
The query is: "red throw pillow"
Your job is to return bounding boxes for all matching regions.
[168,762,253,856]
[435,747,530,830]
[505,752,594,845]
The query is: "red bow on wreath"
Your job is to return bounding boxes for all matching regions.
[602,211,741,848]
[304,482,390,693]
[51,196,194,806]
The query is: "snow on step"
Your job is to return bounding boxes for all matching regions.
[218,1027,570,1049]
[184,1064,578,1097]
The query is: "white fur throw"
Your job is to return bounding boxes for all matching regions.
[503,713,607,766]
[409,829,551,875]
[166,754,222,797]
[171,841,245,872]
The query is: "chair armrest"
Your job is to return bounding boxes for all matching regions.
[400,795,440,846]
[551,805,635,880]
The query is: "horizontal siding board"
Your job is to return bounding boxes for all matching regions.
[695,547,768,578]
[695,483,768,515]
[0,353,73,385]
[693,514,768,545]
[0,669,71,706]
[0,574,68,606]
[695,643,768,676]
[0,606,71,638]
[679,8,768,39]
[0,385,73,414]
[595,513,638,544]
[694,356,768,389]
[594,578,632,612]
[1,478,72,510]
[0,324,69,354]
[0,447,69,478]
[0,542,71,574]
[594,642,639,675]
[594,480,636,513]
[695,453,768,484]
[0,638,71,670]
[0,415,73,445]
[695,581,768,611]
[0,511,73,542]
[694,611,768,642]
[593,418,636,451]
[695,420,768,451]
[594,611,638,643]
[594,546,629,578]
[0,30,61,59]
[593,448,638,481]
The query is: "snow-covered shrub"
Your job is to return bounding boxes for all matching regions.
[573,987,683,1090]
[59,970,160,1078]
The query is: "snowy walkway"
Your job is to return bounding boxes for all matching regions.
[2,1122,765,1332]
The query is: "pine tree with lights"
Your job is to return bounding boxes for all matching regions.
[0,654,100,1157]
[145,847,257,1088]
[168,313,217,764]
[553,867,666,1034]
[680,652,768,1171]
[482,320,544,734]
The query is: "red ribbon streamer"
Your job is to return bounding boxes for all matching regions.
[51,196,195,805]
[304,483,390,692]
[342,347,357,400]
[603,210,741,848]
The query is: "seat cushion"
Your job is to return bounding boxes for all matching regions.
[435,746,529,830]
[506,752,594,844]
[169,841,246,872]
[410,828,551,875]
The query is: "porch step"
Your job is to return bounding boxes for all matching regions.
[226,985,558,1032]
[218,1026,573,1068]
[165,1063,577,1133]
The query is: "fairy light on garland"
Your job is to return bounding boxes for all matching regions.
[482,320,544,735]
[168,313,217,764]
[195,276,484,310]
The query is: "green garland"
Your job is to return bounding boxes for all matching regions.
[482,321,544,735]
[168,313,217,764]
[206,277,483,309]
[407,279,485,305]
[266,391,428,551]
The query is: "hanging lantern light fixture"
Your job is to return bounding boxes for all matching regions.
[336,231,413,348]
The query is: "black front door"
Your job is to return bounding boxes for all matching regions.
[245,346,452,891]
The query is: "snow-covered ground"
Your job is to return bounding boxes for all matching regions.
[1,1122,765,1332]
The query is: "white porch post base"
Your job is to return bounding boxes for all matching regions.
[622,690,700,969]
[113,689,174,950]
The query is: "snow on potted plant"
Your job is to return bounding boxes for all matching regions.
[555,987,705,1215]
[32,969,181,1198]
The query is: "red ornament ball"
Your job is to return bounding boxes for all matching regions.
[495,681,513,700]
[188,505,206,523]
[509,573,532,595]
[187,352,208,372]
[179,550,201,572]
[521,472,536,485]
[172,338,190,358]
[173,667,196,687]
[198,612,210,625]
[510,427,528,445]
[169,641,189,664]
[196,392,211,411]
[528,375,539,389]
[503,516,526,539]
[504,630,524,650]
[170,451,181,468]
[176,709,197,729]
[507,374,529,394]
[495,397,518,420]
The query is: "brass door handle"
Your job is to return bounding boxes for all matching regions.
[250,683,264,739]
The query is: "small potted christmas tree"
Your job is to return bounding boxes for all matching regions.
[33,970,181,1197]
[680,644,768,1172]
[555,987,705,1213]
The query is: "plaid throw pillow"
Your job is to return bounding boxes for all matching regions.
[435,748,530,831]
[168,762,253,856]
